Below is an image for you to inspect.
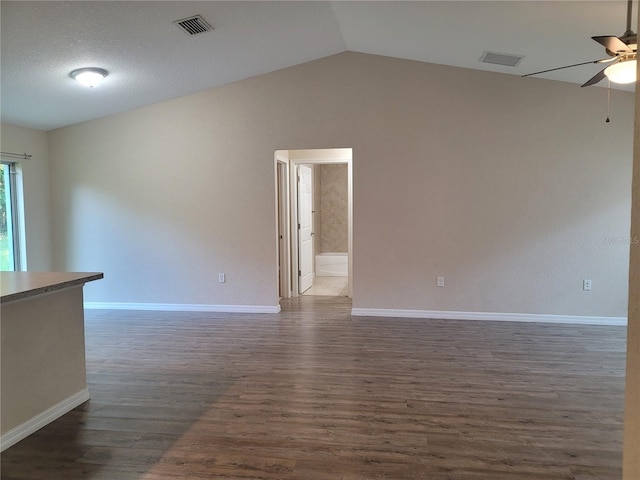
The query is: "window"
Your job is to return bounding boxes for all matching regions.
[1,162,20,270]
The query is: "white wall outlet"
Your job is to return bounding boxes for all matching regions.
[218,273,226,283]
[437,276,445,287]
[583,279,592,291]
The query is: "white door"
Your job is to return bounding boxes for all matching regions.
[298,165,314,293]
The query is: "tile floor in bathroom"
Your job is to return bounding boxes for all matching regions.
[301,276,348,296]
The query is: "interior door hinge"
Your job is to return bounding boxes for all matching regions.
[298,223,301,230]
[298,270,301,277]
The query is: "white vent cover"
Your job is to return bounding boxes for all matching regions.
[174,15,213,35]
[479,51,524,67]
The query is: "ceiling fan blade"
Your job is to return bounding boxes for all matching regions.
[521,59,611,78]
[581,57,622,87]
[580,66,609,87]
[591,35,633,54]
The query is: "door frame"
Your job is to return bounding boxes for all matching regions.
[275,153,291,298]
[275,149,353,299]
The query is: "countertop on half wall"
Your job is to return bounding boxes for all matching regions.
[0,271,104,303]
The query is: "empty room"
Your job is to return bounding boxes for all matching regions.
[1,1,638,479]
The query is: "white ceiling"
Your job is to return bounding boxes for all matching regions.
[1,1,636,131]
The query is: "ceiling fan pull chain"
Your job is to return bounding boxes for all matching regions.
[606,78,611,123]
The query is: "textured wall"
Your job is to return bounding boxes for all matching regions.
[313,164,322,258]
[47,52,633,315]
[319,164,348,253]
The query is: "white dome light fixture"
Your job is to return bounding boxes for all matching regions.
[604,58,637,84]
[70,67,108,87]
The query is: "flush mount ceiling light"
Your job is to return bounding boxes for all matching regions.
[70,67,108,87]
[604,58,637,84]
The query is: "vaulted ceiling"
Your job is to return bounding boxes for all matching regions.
[1,1,636,131]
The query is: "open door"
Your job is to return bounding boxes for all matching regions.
[297,164,314,293]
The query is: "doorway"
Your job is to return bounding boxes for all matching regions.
[274,148,353,299]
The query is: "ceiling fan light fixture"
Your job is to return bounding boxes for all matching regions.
[70,67,108,87]
[604,59,637,84]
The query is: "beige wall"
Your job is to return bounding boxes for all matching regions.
[1,286,88,438]
[319,164,348,253]
[0,123,52,270]
[47,52,634,315]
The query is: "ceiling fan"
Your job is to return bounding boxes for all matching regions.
[523,0,637,87]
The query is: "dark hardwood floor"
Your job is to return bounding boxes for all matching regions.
[1,296,627,479]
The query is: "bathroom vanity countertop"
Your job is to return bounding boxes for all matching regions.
[0,271,104,304]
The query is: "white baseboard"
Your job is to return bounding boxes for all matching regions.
[84,302,281,314]
[1,388,90,452]
[351,308,627,326]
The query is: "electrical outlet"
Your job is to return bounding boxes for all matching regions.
[437,276,445,287]
[218,273,226,283]
[583,279,592,291]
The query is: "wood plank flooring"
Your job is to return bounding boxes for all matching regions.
[1,296,627,479]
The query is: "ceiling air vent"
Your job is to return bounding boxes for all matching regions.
[174,15,213,35]
[479,51,524,67]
